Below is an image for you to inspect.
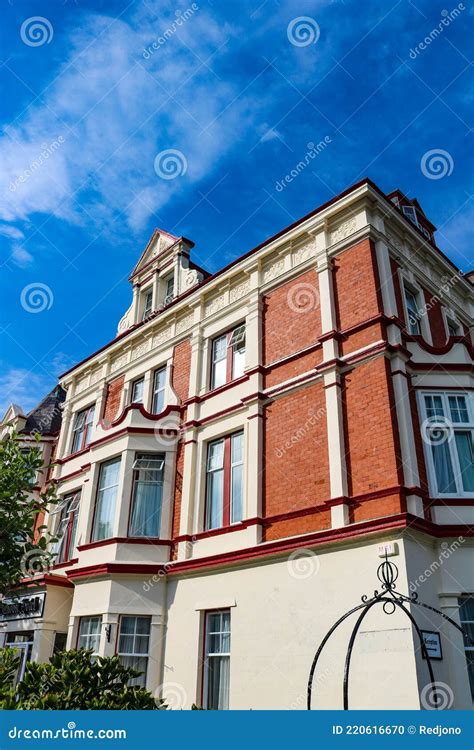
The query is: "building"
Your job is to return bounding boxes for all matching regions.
[0,385,67,680]
[1,177,473,709]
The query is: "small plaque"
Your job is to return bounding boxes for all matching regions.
[421,630,443,660]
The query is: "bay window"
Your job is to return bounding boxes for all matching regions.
[152,367,166,413]
[117,616,151,688]
[203,610,231,710]
[131,377,144,404]
[129,453,164,537]
[78,616,102,654]
[205,432,244,530]
[91,457,121,541]
[210,324,246,390]
[71,405,95,453]
[421,392,474,496]
[52,491,80,563]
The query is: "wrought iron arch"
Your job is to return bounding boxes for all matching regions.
[307,554,470,710]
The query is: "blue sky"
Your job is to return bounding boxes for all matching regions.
[0,0,472,414]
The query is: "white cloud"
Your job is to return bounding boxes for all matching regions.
[0,7,251,248]
[0,367,49,415]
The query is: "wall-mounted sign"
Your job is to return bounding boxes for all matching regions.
[0,592,46,622]
[421,630,443,660]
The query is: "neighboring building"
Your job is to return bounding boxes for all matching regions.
[1,178,473,709]
[0,386,68,680]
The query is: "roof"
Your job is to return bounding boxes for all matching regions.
[19,385,66,436]
[59,176,470,380]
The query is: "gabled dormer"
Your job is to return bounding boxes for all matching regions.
[387,189,436,242]
[117,228,209,335]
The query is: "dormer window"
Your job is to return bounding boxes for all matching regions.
[402,204,419,227]
[142,290,153,320]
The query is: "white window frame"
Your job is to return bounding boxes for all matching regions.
[164,274,175,305]
[151,366,167,414]
[142,289,153,320]
[117,615,151,688]
[418,391,474,498]
[203,610,231,710]
[442,308,463,339]
[458,597,474,700]
[399,274,432,343]
[130,377,145,404]
[402,204,419,228]
[77,615,102,654]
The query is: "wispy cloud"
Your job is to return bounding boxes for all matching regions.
[0,5,254,250]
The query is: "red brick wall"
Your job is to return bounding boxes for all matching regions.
[342,357,401,503]
[172,338,191,403]
[102,375,124,424]
[263,268,321,366]
[333,239,382,354]
[262,380,330,540]
[423,288,446,346]
[170,338,192,552]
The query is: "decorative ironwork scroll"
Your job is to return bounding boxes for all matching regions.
[307,554,471,710]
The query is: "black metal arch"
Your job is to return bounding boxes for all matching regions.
[307,554,470,710]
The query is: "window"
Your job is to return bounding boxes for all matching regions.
[131,377,144,404]
[142,290,153,320]
[210,324,246,390]
[117,616,151,687]
[129,454,164,537]
[71,405,95,453]
[52,491,80,563]
[91,457,121,541]
[404,287,422,335]
[402,204,419,227]
[447,318,460,337]
[421,393,474,496]
[205,432,244,530]
[164,275,174,304]
[78,616,102,654]
[458,597,474,699]
[53,632,68,654]
[152,367,166,414]
[203,610,231,710]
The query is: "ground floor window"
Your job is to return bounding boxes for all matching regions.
[117,616,151,687]
[5,632,34,684]
[77,616,102,654]
[459,597,474,699]
[203,610,231,710]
